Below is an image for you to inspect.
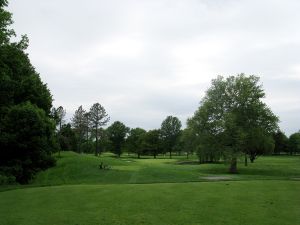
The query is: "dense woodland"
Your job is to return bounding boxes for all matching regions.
[1,0,300,184]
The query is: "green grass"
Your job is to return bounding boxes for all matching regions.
[1,181,299,225]
[1,151,300,225]
[31,152,300,186]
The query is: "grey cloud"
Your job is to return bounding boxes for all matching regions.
[8,0,300,135]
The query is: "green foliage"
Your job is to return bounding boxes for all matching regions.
[273,131,289,154]
[188,74,279,172]
[59,123,77,151]
[142,129,162,158]
[288,132,300,154]
[0,0,14,45]
[89,103,109,155]
[160,115,182,158]
[107,121,129,157]
[0,102,56,183]
[126,127,146,158]
[180,128,198,158]
[79,141,95,153]
[0,3,55,183]
[71,106,86,152]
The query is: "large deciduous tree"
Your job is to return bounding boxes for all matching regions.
[107,121,129,157]
[0,1,56,183]
[89,103,109,155]
[160,116,182,158]
[188,74,279,173]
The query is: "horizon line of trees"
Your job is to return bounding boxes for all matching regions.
[54,104,300,161]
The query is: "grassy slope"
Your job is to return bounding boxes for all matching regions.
[32,151,300,186]
[0,151,300,225]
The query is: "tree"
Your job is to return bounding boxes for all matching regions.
[142,129,161,158]
[51,106,66,156]
[188,74,279,173]
[107,121,129,157]
[56,106,66,131]
[71,106,86,152]
[160,116,182,158]
[126,128,146,158]
[288,132,300,155]
[83,112,91,143]
[180,128,198,159]
[243,127,275,164]
[59,123,77,152]
[0,103,56,183]
[0,1,55,183]
[89,103,109,155]
[273,131,289,154]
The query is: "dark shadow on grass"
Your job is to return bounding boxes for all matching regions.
[200,165,299,177]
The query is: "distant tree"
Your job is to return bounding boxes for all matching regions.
[188,74,279,173]
[83,112,91,143]
[56,106,66,131]
[71,106,86,152]
[126,128,146,158]
[288,132,300,155]
[160,116,182,158]
[273,131,289,154]
[98,128,110,153]
[173,130,184,156]
[107,121,129,157]
[180,128,198,159]
[59,123,77,151]
[53,106,66,156]
[243,127,275,164]
[89,103,109,155]
[142,129,161,158]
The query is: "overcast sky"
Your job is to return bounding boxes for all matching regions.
[8,0,300,135]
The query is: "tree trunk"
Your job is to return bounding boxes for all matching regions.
[186,152,189,159]
[244,154,248,166]
[250,154,255,163]
[58,121,62,157]
[137,153,140,159]
[229,157,238,173]
[169,151,172,159]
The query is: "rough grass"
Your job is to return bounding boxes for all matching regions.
[0,151,300,225]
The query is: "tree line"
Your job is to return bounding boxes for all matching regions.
[54,98,300,169]
[52,105,184,159]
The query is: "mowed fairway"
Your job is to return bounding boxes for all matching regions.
[0,152,300,225]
